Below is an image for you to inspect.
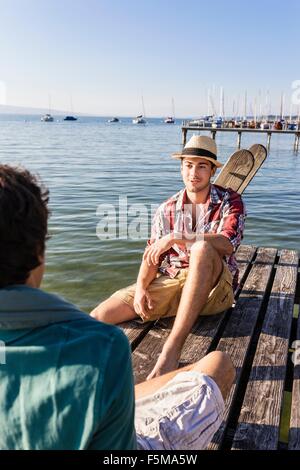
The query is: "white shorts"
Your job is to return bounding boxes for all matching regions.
[135,370,225,450]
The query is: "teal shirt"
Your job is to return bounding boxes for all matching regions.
[0,285,137,450]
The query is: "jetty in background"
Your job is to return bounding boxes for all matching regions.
[181,120,300,152]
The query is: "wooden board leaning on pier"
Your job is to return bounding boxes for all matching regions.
[119,245,300,450]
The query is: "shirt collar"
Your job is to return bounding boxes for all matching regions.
[0,285,87,330]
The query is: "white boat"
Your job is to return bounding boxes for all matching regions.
[132,115,146,124]
[41,95,55,122]
[164,116,175,124]
[41,113,54,122]
[133,96,147,124]
[164,98,175,123]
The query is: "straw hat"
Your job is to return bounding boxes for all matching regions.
[172,135,223,168]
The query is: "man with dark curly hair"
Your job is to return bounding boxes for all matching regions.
[0,165,136,450]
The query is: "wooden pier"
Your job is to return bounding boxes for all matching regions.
[181,124,300,153]
[121,245,300,450]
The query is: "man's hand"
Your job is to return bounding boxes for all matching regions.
[133,286,154,321]
[143,234,173,266]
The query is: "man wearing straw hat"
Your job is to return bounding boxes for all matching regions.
[92,135,246,380]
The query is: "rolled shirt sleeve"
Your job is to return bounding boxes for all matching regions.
[218,191,247,251]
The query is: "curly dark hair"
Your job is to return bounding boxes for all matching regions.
[0,165,50,288]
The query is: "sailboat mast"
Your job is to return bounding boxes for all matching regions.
[280,92,283,120]
[207,88,210,116]
[244,90,247,120]
[141,96,146,118]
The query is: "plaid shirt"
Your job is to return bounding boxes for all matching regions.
[148,184,246,290]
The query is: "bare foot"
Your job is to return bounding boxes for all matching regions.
[147,352,179,380]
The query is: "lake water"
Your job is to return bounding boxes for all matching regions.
[0,114,299,312]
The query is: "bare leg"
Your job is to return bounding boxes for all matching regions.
[136,351,235,401]
[147,240,223,379]
[90,297,138,324]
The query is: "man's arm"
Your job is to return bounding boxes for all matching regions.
[143,232,233,266]
[172,233,233,257]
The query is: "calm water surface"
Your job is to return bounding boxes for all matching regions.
[0,115,299,311]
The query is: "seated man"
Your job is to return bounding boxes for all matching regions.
[0,164,235,450]
[92,135,246,379]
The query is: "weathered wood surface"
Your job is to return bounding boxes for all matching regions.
[208,247,277,449]
[238,144,267,194]
[231,249,298,450]
[289,259,300,450]
[214,149,254,192]
[120,319,154,351]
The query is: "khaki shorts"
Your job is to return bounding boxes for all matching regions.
[111,261,234,322]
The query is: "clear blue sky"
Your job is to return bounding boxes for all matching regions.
[0,0,299,117]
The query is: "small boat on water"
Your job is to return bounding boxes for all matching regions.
[132,115,146,124]
[164,98,175,123]
[133,96,147,124]
[108,117,119,123]
[41,113,54,122]
[42,95,54,122]
[164,116,175,124]
[64,115,77,121]
[273,120,283,130]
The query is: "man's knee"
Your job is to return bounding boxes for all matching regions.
[90,297,137,324]
[90,298,114,322]
[190,241,222,278]
[194,351,235,400]
[210,351,235,398]
[190,240,217,259]
[216,351,235,383]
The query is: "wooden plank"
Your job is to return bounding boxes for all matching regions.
[132,245,256,384]
[132,316,175,383]
[231,249,298,450]
[235,245,257,286]
[289,253,300,450]
[119,319,155,351]
[208,247,277,449]
[238,144,267,194]
[214,149,254,192]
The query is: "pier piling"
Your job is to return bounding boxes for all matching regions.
[237,131,242,149]
[267,132,272,153]
[182,128,187,146]
[294,133,300,153]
